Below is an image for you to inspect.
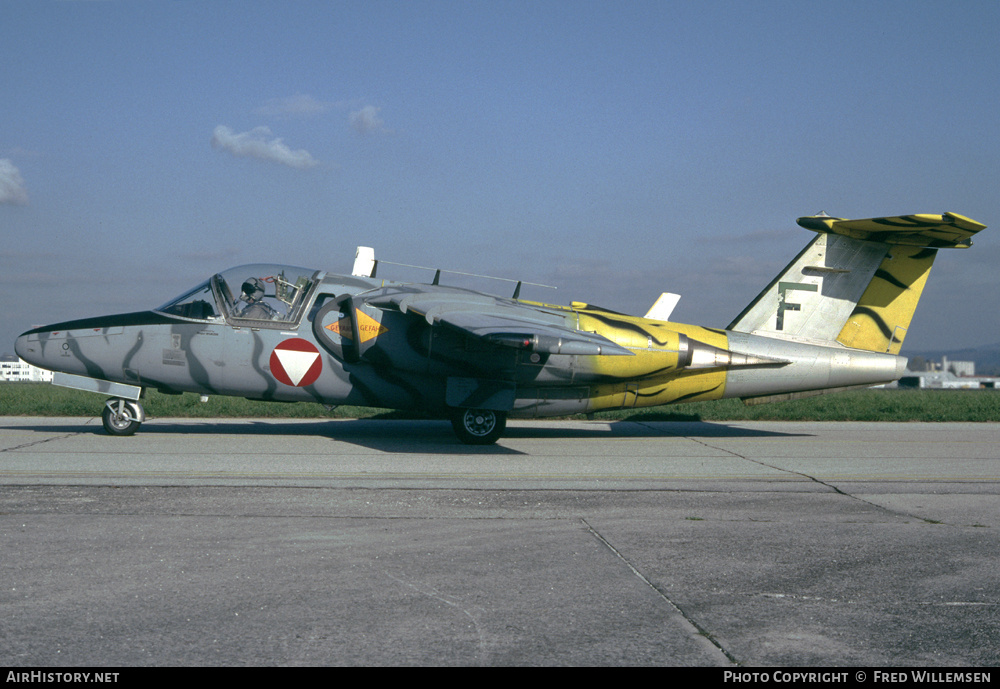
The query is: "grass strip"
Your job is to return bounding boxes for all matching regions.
[3,383,999,422]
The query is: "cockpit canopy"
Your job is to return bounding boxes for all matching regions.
[156,264,321,326]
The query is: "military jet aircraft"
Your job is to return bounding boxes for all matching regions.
[15,212,986,444]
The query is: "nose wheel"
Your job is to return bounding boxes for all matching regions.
[102,398,145,436]
[450,408,506,445]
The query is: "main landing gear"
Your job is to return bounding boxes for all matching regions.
[102,398,145,436]
[450,408,507,445]
[98,397,507,444]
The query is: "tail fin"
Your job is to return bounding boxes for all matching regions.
[727,213,985,354]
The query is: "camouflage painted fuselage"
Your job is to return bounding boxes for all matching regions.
[15,212,986,443]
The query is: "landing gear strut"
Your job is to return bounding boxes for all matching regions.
[102,398,145,436]
[450,408,507,445]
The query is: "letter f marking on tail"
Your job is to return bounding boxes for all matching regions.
[776,282,818,330]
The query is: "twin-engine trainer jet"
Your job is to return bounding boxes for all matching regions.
[16,212,986,444]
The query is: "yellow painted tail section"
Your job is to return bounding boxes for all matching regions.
[835,245,937,354]
[728,212,986,354]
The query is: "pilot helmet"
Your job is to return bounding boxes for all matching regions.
[241,277,266,302]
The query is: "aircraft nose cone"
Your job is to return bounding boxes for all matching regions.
[14,330,40,367]
[15,331,29,358]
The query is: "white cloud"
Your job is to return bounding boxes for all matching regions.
[0,159,28,205]
[211,125,319,169]
[349,105,385,135]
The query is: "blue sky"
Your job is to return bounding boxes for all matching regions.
[2,0,998,355]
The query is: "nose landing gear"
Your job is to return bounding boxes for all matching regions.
[102,398,145,436]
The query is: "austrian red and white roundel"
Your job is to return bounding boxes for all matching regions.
[270,338,322,387]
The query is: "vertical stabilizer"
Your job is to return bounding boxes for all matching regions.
[835,245,936,354]
[727,232,889,344]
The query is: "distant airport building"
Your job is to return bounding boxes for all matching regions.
[939,356,976,377]
[908,355,977,376]
[897,368,998,390]
[896,355,998,388]
[0,355,54,383]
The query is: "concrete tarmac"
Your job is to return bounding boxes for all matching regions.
[1,417,999,666]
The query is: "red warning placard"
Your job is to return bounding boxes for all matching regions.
[270,338,322,387]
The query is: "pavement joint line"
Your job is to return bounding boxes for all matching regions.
[581,517,739,666]
[638,421,967,525]
[0,432,84,454]
[638,420,848,489]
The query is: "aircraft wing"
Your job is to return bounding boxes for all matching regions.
[365,288,634,356]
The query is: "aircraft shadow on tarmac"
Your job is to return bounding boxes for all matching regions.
[9,416,811,455]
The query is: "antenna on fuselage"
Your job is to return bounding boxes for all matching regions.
[351,246,555,298]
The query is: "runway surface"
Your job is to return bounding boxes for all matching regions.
[2,416,999,666]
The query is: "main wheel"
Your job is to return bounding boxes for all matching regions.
[450,408,506,445]
[102,398,143,436]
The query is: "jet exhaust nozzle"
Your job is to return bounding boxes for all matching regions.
[678,334,788,370]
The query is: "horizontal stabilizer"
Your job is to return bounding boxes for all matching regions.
[797,212,985,249]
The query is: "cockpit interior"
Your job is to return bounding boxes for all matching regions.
[156,264,321,326]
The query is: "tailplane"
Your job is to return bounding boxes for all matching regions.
[727,213,985,354]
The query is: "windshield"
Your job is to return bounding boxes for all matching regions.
[156,280,222,320]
